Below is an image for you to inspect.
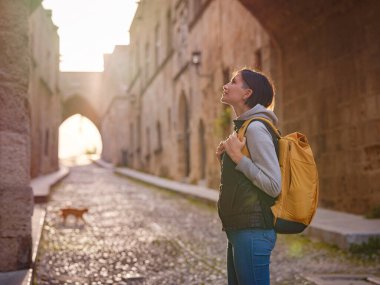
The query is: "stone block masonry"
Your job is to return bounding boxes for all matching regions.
[0,0,34,272]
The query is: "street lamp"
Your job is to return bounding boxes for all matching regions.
[191,50,213,79]
[191,51,201,66]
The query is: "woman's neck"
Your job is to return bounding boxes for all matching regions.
[233,104,251,118]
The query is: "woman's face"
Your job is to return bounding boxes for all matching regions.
[221,72,250,106]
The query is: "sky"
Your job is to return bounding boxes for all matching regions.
[42,0,138,71]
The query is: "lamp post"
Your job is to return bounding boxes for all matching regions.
[191,50,213,79]
[191,51,201,66]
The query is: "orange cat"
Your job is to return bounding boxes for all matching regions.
[60,207,88,224]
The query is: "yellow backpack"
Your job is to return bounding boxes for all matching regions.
[238,117,319,234]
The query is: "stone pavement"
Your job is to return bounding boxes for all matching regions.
[33,163,379,285]
[34,163,227,284]
[100,160,380,252]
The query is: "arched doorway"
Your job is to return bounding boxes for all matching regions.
[59,114,102,165]
[178,93,190,178]
[198,119,207,180]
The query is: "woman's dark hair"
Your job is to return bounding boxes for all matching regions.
[240,69,275,109]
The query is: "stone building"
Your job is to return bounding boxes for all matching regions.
[0,0,39,272]
[101,46,130,165]
[123,0,380,215]
[1,0,379,273]
[125,0,272,186]
[28,4,61,178]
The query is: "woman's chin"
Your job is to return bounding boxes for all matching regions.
[220,96,229,104]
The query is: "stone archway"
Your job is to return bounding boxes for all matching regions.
[178,92,190,178]
[237,0,380,214]
[59,114,103,162]
[62,94,101,129]
[61,96,104,163]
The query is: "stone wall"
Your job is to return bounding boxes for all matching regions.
[101,97,129,165]
[0,0,33,271]
[28,5,61,178]
[123,0,380,214]
[125,0,272,187]
[238,0,380,215]
[101,46,129,115]
[99,46,129,165]
[60,72,103,128]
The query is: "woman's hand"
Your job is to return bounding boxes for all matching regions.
[223,132,246,164]
[216,141,225,164]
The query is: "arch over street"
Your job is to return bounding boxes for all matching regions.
[62,95,101,129]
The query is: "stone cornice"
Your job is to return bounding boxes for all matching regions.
[189,0,213,31]
[39,77,53,95]
[127,70,141,93]
[173,61,189,82]
[101,96,128,120]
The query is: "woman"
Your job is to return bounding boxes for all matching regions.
[216,69,281,285]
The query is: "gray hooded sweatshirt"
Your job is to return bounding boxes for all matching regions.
[234,104,281,198]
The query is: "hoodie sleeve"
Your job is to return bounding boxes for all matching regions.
[235,121,281,198]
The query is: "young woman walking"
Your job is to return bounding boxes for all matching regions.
[216,69,281,285]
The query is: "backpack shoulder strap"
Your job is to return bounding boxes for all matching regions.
[238,117,281,139]
[250,117,281,139]
[237,117,256,140]
[237,116,281,158]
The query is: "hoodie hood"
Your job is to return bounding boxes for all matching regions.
[235,104,278,127]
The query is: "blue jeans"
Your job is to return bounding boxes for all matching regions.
[226,228,277,285]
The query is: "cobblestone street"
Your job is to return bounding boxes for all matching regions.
[34,163,380,285]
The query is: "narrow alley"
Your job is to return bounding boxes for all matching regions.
[2,1,380,284]
[34,163,380,285]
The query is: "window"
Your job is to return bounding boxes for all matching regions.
[44,129,49,156]
[146,127,150,160]
[166,9,172,55]
[177,16,188,66]
[198,120,206,179]
[130,123,134,153]
[155,23,160,68]
[145,42,150,79]
[135,41,140,74]
[156,121,162,152]
[137,115,141,154]
[168,108,171,132]
[193,0,202,17]
[255,49,262,71]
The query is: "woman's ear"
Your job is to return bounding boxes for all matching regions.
[243,88,253,101]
